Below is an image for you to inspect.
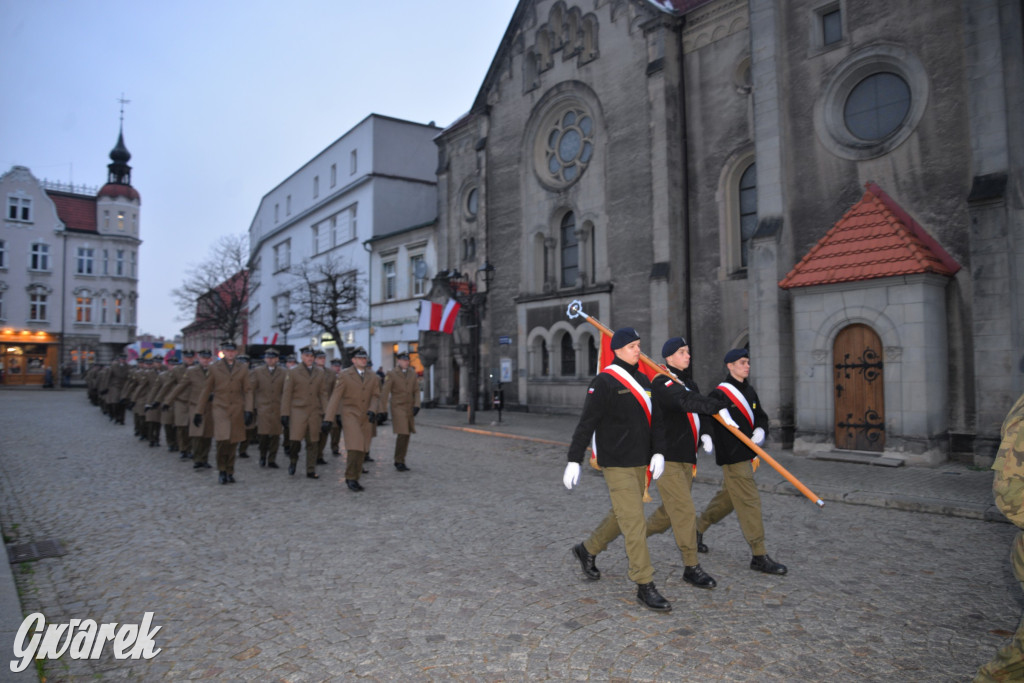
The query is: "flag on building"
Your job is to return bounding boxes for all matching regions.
[418,299,461,334]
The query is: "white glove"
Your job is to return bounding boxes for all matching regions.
[751,427,765,445]
[649,453,665,480]
[700,434,714,454]
[563,462,581,490]
[718,408,739,429]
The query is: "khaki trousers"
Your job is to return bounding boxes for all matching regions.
[394,434,410,464]
[259,434,280,464]
[975,531,1024,682]
[583,466,653,585]
[345,450,366,481]
[215,440,238,474]
[191,437,211,465]
[177,426,190,453]
[330,423,341,452]
[646,461,700,566]
[288,437,318,475]
[696,460,766,555]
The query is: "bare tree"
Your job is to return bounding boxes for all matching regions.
[288,255,362,362]
[173,233,250,345]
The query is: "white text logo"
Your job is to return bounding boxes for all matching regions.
[10,612,162,672]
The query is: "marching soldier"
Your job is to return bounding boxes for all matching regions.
[167,349,215,469]
[325,346,380,491]
[169,350,196,459]
[379,351,421,472]
[194,342,254,485]
[563,327,671,612]
[280,347,330,479]
[106,354,130,425]
[134,358,161,446]
[153,356,180,452]
[250,348,286,468]
[695,348,787,575]
[328,358,344,457]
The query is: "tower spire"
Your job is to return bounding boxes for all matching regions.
[107,94,132,185]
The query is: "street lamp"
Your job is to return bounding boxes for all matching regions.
[439,260,496,425]
[276,309,296,346]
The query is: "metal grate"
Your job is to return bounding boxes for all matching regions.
[6,540,66,564]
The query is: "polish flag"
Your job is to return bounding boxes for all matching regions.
[418,299,461,334]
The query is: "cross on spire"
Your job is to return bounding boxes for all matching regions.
[117,93,131,125]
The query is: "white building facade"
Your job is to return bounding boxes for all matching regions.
[248,114,439,362]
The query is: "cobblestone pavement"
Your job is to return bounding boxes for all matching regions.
[0,391,1020,681]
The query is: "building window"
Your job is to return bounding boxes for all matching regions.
[822,8,842,45]
[114,298,123,324]
[466,188,479,219]
[130,251,136,277]
[0,291,4,321]
[274,203,279,223]
[100,297,108,324]
[341,272,358,311]
[540,339,550,376]
[739,163,758,268]
[286,195,292,215]
[29,292,47,321]
[560,333,576,376]
[274,239,291,272]
[0,240,5,268]
[7,196,31,222]
[76,296,93,323]
[103,210,110,229]
[330,163,337,187]
[30,243,50,271]
[383,261,396,300]
[77,247,95,275]
[537,106,595,189]
[313,175,319,199]
[102,249,109,275]
[132,213,138,233]
[350,150,358,175]
[116,249,125,276]
[844,72,911,142]
[313,223,327,255]
[337,204,357,242]
[410,254,427,296]
[560,212,578,287]
[117,211,125,231]
[129,297,136,325]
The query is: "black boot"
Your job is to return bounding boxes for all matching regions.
[683,564,717,589]
[571,543,600,580]
[696,531,708,553]
[364,453,374,462]
[636,582,671,612]
[218,471,227,485]
[750,554,788,575]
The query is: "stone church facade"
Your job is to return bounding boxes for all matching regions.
[430,0,1023,465]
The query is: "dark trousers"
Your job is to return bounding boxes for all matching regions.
[216,440,238,474]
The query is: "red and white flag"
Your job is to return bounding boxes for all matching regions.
[418,299,461,334]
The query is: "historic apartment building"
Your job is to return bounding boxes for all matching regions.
[429,0,1023,465]
[0,126,141,384]
[247,114,440,367]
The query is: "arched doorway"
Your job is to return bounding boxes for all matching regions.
[833,323,885,451]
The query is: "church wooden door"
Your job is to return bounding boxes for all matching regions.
[833,324,885,451]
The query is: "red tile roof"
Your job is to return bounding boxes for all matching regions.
[97,182,140,202]
[47,191,97,233]
[779,182,960,290]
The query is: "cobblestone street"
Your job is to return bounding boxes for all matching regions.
[1,390,1020,681]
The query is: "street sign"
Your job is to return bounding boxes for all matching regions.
[498,335,512,345]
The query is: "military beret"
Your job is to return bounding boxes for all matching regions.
[610,327,641,351]
[723,348,750,364]
[661,337,688,359]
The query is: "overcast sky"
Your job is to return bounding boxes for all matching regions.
[0,0,520,339]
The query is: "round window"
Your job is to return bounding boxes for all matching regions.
[465,188,478,217]
[539,106,594,188]
[843,72,910,141]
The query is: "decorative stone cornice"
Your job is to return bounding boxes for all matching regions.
[682,0,747,53]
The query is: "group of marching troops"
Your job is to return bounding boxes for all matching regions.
[85,342,422,489]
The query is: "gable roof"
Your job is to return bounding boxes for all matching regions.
[779,182,960,290]
[47,190,97,233]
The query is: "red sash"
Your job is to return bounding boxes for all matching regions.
[602,365,652,425]
[717,382,754,429]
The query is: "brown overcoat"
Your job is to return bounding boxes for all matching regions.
[195,360,253,443]
[106,362,130,403]
[380,367,421,435]
[281,364,330,442]
[325,366,380,452]
[251,364,287,435]
[167,365,215,438]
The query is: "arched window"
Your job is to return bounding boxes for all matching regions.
[560,333,576,376]
[560,212,578,287]
[540,339,550,376]
[739,163,758,268]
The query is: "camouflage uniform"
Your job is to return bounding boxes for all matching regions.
[976,392,1024,682]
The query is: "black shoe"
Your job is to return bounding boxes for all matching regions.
[364,454,374,462]
[238,452,249,458]
[683,564,717,589]
[218,472,227,485]
[696,531,708,554]
[193,462,206,469]
[307,472,319,479]
[259,456,266,467]
[288,463,296,476]
[750,554,788,575]
[362,468,369,473]
[636,582,671,612]
[345,479,364,491]
[167,445,176,452]
[149,441,159,448]
[180,452,191,460]
[226,474,236,483]
[571,543,601,581]
[395,463,409,472]
[316,458,327,465]
[267,462,280,469]
[332,450,341,457]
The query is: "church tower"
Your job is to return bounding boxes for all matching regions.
[96,105,140,237]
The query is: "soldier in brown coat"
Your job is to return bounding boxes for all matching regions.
[251,348,286,468]
[167,349,215,469]
[325,346,380,491]
[195,342,254,484]
[106,355,131,425]
[169,350,196,459]
[153,356,181,452]
[281,347,330,479]
[380,352,421,472]
[133,358,161,446]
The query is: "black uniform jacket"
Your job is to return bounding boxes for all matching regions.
[651,368,731,464]
[709,375,769,466]
[567,357,666,468]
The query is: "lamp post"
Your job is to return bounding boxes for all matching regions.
[276,309,296,346]
[439,260,496,425]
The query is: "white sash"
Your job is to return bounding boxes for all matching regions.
[590,364,652,458]
[717,381,754,429]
